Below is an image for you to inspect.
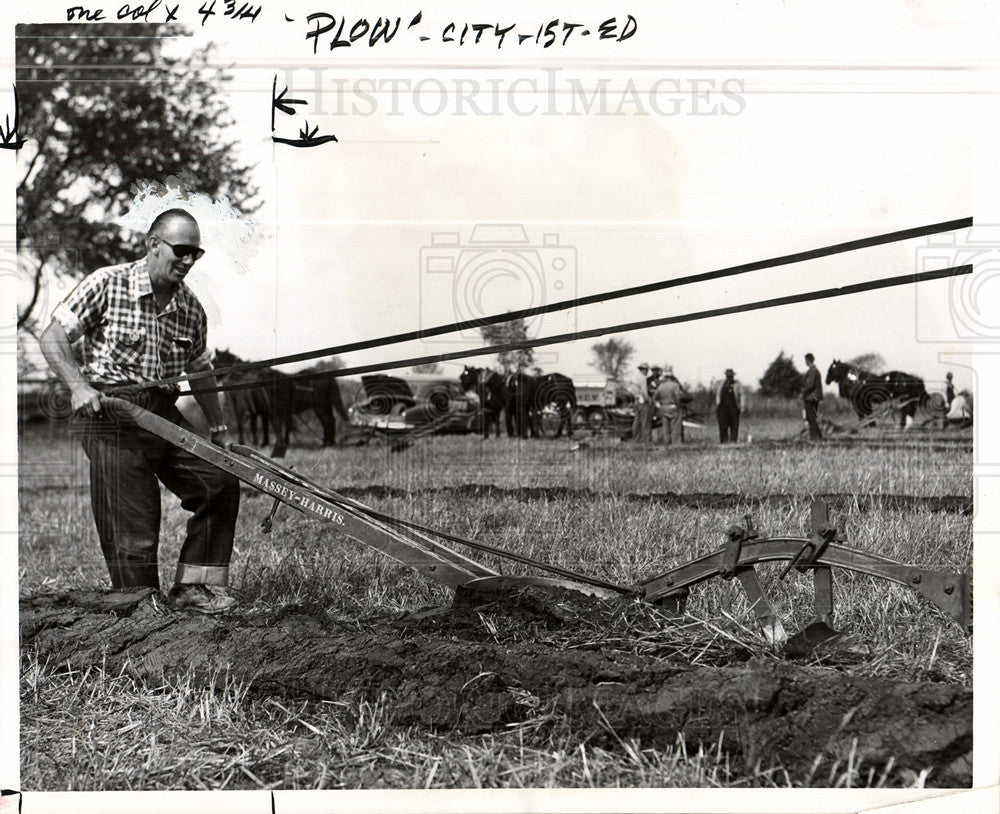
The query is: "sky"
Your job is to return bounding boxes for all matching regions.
[10,1,993,397]
[194,39,978,393]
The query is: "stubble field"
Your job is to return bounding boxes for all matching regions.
[18,408,974,790]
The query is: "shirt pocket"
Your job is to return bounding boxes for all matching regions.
[105,324,146,369]
[163,332,195,370]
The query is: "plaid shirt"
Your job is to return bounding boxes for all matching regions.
[52,259,212,389]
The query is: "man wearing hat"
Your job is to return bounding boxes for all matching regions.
[629,362,654,442]
[716,368,743,443]
[654,364,684,446]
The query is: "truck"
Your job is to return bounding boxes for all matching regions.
[572,378,639,433]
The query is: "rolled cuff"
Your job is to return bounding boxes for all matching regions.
[175,564,229,586]
[51,302,83,342]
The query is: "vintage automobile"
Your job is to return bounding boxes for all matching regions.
[572,377,705,436]
[348,374,481,436]
[572,377,639,432]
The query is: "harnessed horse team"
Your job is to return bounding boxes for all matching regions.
[824,360,929,429]
[214,350,349,457]
[209,350,957,456]
[459,366,577,440]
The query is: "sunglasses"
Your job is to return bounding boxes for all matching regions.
[159,238,205,261]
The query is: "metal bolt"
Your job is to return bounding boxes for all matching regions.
[911,574,922,584]
[944,584,954,595]
[665,577,674,586]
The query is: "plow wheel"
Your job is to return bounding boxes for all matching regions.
[538,406,565,439]
[863,398,904,431]
[639,501,969,656]
[587,407,607,432]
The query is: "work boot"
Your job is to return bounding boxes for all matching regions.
[168,583,237,615]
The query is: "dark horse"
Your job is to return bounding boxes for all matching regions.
[213,351,348,457]
[505,371,538,438]
[533,372,577,439]
[825,360,927,429]
[504,370,577,439]
[267,366,350,457]
[459,366,508,438]
[214,349,272,447]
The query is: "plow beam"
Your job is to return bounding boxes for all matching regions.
[638,536,970,629]
[106,398,496,589]
[103,399,970,650]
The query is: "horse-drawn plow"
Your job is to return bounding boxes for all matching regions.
[110,397,971,656]
[813,395,922,436]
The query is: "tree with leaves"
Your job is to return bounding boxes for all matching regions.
[480,317,532,374]
[759,351,803,398]
[589,336,635,380]
[412,362,442,374]
[301,357,345,374]
[16,23,258,331]
[847,352,886,374]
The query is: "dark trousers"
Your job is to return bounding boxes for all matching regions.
[73,396,240,590]
[717,406,740,443]
[804,398,822,440]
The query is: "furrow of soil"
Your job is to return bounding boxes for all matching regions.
[20,588,972,787]
[321,485,972,515]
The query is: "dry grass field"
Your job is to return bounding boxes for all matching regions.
[17,403,973,790]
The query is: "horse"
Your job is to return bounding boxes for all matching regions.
[459,366,508,438]
[533,372,577,439]
[214,349,272,447]
[502,370,577,439]
[213,351,348,457]
[825,359,927,429]
[267,366,350,457]
[505,371,538,438]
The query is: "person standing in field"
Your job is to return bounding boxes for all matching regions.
[39,208,241,615]
[627,362,653,442]
[801,352,824,440]
[645,365,664,442]
[655,365,685,446]
[716,368,743,443]
[942,371,956,429]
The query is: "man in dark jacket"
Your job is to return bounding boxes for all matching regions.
[716,368,742,443]
[801,353,824,440]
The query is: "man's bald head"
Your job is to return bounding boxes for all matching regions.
[145,209,203,288]
[147,208,199,240]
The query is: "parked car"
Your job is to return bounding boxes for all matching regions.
[349,374,480,435]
